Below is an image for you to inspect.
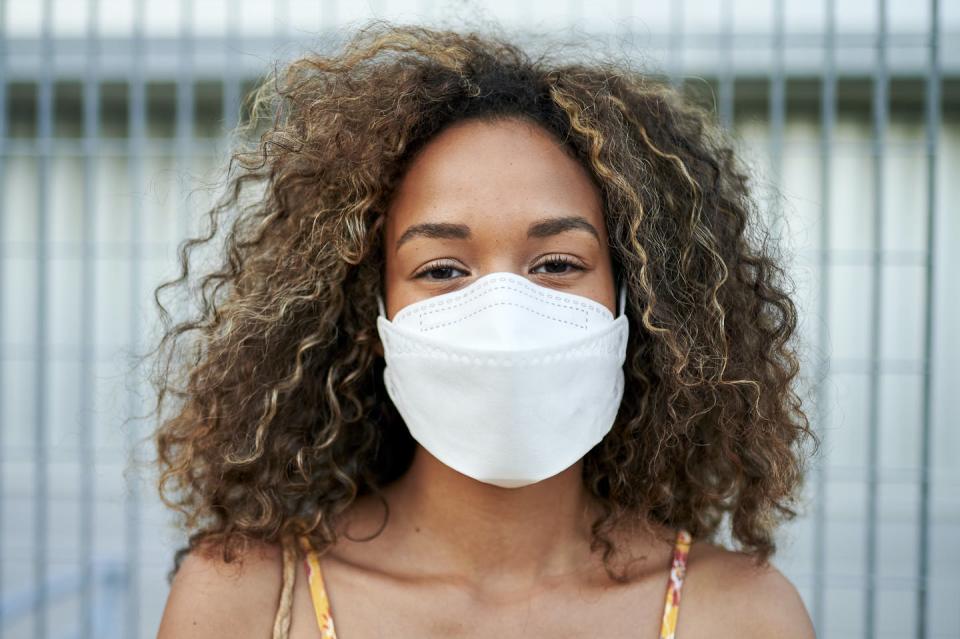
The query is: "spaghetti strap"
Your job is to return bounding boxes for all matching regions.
[298,535,339,639]
[658,528,693,639]
[297,530,691,639]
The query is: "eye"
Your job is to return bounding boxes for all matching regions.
[413,259,467,281]
[531,254,585,276]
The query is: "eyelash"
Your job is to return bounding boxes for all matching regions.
[413,254,585,280]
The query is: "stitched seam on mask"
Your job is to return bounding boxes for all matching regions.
[391,350,621,364]
[395,280,581,322]
[395,278,610,325]
[420,300,589,332]
[389,321,625,351]
[388,330,624,360]
[419,280,604,318]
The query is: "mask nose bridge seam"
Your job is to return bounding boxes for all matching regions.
[382,272,626,323]
[417,299,591,333]
[399,278,612,324]
[382,319,626,361]
[419,282,597,317]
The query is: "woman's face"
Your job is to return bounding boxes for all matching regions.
[382,117,615,321]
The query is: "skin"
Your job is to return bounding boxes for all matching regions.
[158,117,816,638]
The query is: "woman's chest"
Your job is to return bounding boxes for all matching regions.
[288,567,670,639]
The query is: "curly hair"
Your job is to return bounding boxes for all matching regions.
[148,18,819,633]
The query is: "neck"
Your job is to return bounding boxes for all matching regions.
[378,446,602,587]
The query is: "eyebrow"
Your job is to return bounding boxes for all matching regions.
[527,215,601,244]
[395,215,601,252]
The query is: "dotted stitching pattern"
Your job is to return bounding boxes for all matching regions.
[419,300,589,332]
[382,322,627,364]
[394,276,611,329]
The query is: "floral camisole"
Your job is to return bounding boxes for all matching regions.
[299,527,693,638]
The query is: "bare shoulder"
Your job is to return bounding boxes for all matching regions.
[679,539,816,639]
[157,537,285,639]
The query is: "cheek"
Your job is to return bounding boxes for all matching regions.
[381,276,411,322]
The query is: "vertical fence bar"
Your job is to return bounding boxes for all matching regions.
[718,0,734,130]
[274,0,288,42]
[813,0,836,633]
[865,2,888,637]
[0,0,7,628]
[275,0,290,52]
[321,0,339,33]
[176,0,194,242]
[34,1,54,637]
[916,1,940,636]
[79,1,100,638]
[768,0,785,234]
[419,0,434,22]
[125,1,146,637]
[223,0,241,136]
[668,0,683,88]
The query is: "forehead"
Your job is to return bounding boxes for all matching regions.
[384,117,605,242]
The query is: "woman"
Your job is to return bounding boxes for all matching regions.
[153,20,819,638]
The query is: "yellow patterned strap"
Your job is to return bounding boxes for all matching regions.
[298,530,690,639]
[658,528,693,639]
[298,536,339,639]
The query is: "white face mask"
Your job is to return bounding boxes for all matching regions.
[375,271,629,488]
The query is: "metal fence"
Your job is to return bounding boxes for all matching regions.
[0,1,958,638]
